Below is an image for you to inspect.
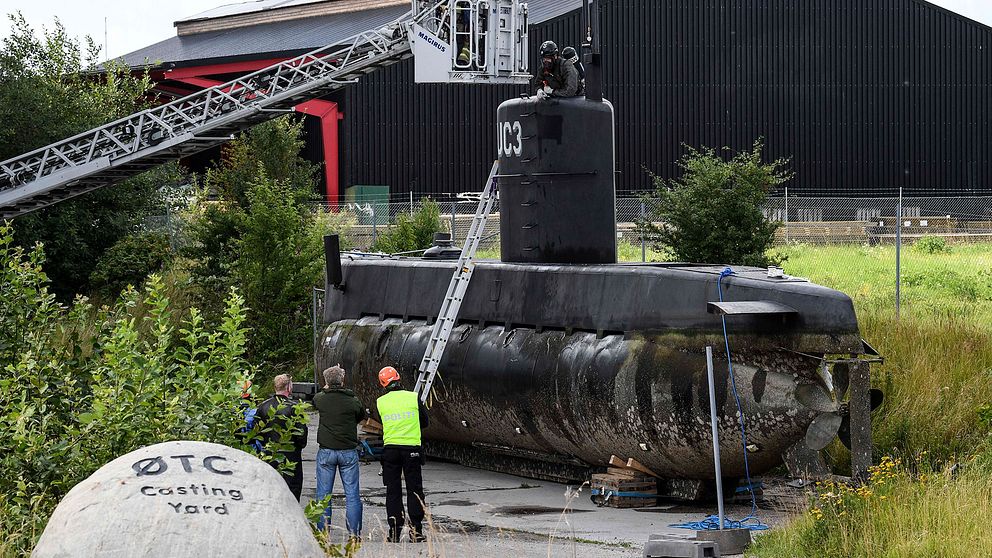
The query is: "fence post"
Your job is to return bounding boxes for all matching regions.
[640,201,646,262]
[896,187,902,319]
[312,287,320,382]
[784,186,789,243]
[450,201,456,242]
[371,204,378,246]
[410,191,414,216]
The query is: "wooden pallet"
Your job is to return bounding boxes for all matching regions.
[590,473,658,508]
[359,418,383,442]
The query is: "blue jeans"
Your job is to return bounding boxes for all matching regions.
[316,448,362,535]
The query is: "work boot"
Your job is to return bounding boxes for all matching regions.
[409,526,426,543]
[387,528,401,543]
[457,47,470,65]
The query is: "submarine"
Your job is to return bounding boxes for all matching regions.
[316,45,873,484]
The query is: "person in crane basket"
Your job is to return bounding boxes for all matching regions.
[533,40,583,99]
[561,46,585,92]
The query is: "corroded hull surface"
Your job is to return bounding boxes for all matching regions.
[318,318,833,479]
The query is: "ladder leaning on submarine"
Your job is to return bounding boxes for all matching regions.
[0,0,532,218]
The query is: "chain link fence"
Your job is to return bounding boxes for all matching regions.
[148,192,992,316]
[330,193,992,249]
[326,193,992,315]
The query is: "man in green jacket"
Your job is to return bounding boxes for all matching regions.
[376,366,429,543]
[313,364,366,537]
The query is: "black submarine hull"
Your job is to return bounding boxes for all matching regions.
[318,258,862,480]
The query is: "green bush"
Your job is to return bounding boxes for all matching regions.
[914,234,950,254]
[183,117,318,301]
[641,141,788,267]
[370,199,446,254]
[89,230,172,298]
[0,222,306,553]
[180,117,351,374]
[234,172,327,373]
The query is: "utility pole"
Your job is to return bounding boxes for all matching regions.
[896,187,902,318]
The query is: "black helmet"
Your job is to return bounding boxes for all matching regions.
[539,40,558,58]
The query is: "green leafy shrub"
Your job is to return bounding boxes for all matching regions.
[89,230,172,298]
[640,141,789,267]
[234,172,327,373]
[183,118,317,302]
[0,223,307,553]
[370,199,446,254]
[180,118,351,374]
[914,234,950,254]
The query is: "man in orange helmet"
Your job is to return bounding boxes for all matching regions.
[375,366,429,543]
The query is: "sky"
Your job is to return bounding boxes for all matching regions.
[1,0,991,61]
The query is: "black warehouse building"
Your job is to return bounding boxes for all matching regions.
[126,0,992,200]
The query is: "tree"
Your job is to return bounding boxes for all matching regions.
[88,230,173,299]
[0,13,171,300]
[181,117,353,377]
[235,172,326,367]
[641,142,789,267]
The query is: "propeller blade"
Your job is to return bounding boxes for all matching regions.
[871,388,884,411]
[838,414,851,449]
[806,412,843,451]
[840,389,883,450]
[796,384,838,413]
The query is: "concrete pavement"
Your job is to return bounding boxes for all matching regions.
[299,413,799,557]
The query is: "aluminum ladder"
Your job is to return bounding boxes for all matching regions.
[414,161,499,404]
[0,2,449,218]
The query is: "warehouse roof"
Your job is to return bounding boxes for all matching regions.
[119,0,582,69]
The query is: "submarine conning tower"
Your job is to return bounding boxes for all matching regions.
[496,96,616,264]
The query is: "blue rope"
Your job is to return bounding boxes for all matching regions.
[360,440,382,457]
[671,267,769,532]
[670,515,769,532]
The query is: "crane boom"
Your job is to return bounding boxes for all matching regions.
[0,0,529,218]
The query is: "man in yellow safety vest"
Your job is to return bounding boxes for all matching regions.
[375,366,430,543]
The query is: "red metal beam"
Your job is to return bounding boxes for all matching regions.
[296,100,342,207]
[154,68,343,206]
[164,58,290,79]
[170,76,223,89]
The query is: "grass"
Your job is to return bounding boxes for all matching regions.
[749,456,992,558]
[775,242,992,323]
[749,241,992,557]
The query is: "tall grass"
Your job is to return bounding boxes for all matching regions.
[861,310,992,462]
[750,242,992,557]
[749,456,992,558]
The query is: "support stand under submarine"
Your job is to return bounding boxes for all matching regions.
[316,7,880,488]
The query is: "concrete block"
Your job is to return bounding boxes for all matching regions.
[643,536,720,558]
[695,528,752,555]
